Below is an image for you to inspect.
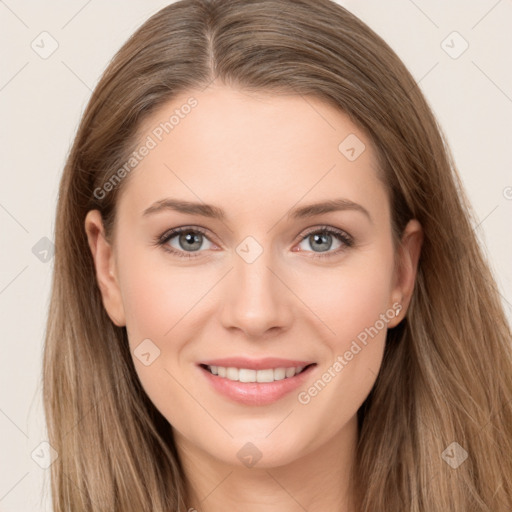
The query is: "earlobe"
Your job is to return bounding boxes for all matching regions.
[389,219,423,326]
[84,210,126,327]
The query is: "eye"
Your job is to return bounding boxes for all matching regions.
[156,226,216,259]
[154,225,354,260]
[295,226,354,258]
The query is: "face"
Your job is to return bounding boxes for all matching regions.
[86,83,422,470]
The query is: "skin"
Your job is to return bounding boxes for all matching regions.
[85,83,423,512]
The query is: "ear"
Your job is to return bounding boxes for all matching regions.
[387,219,423,327]
[84,210,126,327]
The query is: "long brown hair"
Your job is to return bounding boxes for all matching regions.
[43,0,512,510]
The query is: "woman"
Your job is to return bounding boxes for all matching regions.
[43,0,512,510]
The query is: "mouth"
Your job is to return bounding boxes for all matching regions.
[199,363,316,383]
[197,361,318,406]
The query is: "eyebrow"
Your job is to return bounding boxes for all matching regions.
[142,197,372,223]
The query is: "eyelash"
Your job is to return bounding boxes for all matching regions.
[154,225,354,260]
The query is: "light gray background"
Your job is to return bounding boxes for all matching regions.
[1,1,511,510]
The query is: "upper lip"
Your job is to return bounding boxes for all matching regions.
[198,357,316,370]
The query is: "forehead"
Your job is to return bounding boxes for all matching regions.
[117,84,388,223]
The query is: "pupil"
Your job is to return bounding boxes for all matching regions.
[311,233,331,252]
[180,232,202,251]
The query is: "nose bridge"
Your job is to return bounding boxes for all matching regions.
[219,234,291,336]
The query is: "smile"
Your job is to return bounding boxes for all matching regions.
[198,362,317,406]
[202,364,312,383]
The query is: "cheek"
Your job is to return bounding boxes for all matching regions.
[115,248,209,419]
[291,247,395,419]
[116,245,212,343]
[296,249,395,348]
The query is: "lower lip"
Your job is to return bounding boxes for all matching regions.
[198,364,317,406]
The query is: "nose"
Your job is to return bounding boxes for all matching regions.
[219,244,294,339]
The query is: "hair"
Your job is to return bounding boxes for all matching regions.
[43,0,512,510]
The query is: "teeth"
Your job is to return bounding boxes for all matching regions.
[285,367,296,378]
[206,365,306,382]
[240,369,258,382]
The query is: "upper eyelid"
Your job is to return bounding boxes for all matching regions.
[159,225,213,244]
